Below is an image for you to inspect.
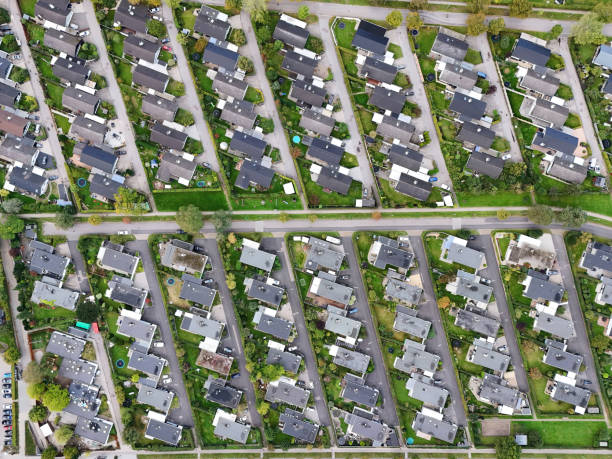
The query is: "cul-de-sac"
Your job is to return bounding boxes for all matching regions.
[0,0,610,458]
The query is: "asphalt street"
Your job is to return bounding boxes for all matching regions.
[67,240,92,294]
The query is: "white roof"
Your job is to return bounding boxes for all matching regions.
[40,424,53,437]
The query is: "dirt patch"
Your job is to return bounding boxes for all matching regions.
[481,418,511,437]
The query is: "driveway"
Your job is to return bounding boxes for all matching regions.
[67,240,91,294]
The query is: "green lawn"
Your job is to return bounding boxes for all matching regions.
[333,19,356,49]
[153,190,228,211]
[536,192,612,216]
[414,27,437,56]
[464,48,483,65]
[507,91,524,117]
[565,112,581,129]
[456,191,531,206]
[546,52,565,70]
[53,114,71,135]
[46,82,64,109]
[244,86,264,104]
[387,42,403,59]
[555,83,573,100]
[511,421,609,448]
[19,0,36,16]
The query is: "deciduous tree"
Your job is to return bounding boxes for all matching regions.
[466,13,487,36]
[88,215,102,225]
[176,204,203,234]
[527,205,554,225]
[509,0,532,18]
[594,2,612,22]
[468,0,490,13]
[0,215,24,240]
[42,384,70,412]
[571,13,606,46]
[495,436,521,459]
[54,425,73,446]
[23,361,44,384]
[386,10,403,28]
[76,301,101,323]
[297,5,309,20]
[41,446,57,459]
[406,12,423,31]
[244,0,268,23]
[29,405,49,423]
[550,24,563,39]
[1,198,22,214]
[488,18,505,36]
[557,206,587,228]
[211,210,232,233]
[27,383,46,401]
[54,207,75,229]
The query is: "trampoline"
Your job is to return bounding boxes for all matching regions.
[338,22,345,29]
[407,437,414,445]
[116,359,125,368]
[197,181,205,188]
[167,278,175,285]
[77,178,87,188]
[292,135,301,143]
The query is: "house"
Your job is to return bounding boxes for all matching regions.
[0,135,39,167]
[511,38,551,68]
[156,151,196,185]
[369,235,413,271]
[376,116,415,146]
[64,381,100,417]
[212,409,251,443]
[194,5,230,40]
[265,378,310,409]
[519,68,560,97]
[308,275,353,308]
[299,109,335,136]
[203,42,238,72]
[305,237,344,272]
[531,127,578,155]
[234,159,275,190]
[430,32,468,62]
[142,94,179,120]
[439,63,478,90]
[413,408,457,443]
[52,57,90,85]
[0,57,12,81]
[5,165,48,197]
[279,408,318,444]
[522,270,564,303]
[244,277,284,307]
[387,145,423,171]
[29,241,69,278]
[449,93,486,121]
[478,373,526,415]
[447,270,493,309]
[315,165,353,195]
[360,56,398,84]
[457,122,496,150]
[465,150,504,179]
[240,239,276,271]
[180,274,216,307]
[73,144,117,176]
[325,311,361,344]
[212,72,248,100]
[394,339,439,377]
[534,312,575,339]
[369,86,406,114]
[145,417,183,445]
[267,348,302,373]
[43,28,82,56]
[180,313,223,342]
[282,50,317,78]
[593,44,612,70]
[46,331,85,360]
[160,239,207,274]
[547,153,587,185]
[394,307,431,341]
[123,35,161,63]
[229,132,267,161]
[290,79,327,107]
[133,64,169,92]
[455,308,499,338]
[0,110,29,137]
[330,345,370,374]
[128,351,166,379]
[441,236,484,270]
[306,137,343,167]
[137,385,174,414]
[580,241,612,278]
[351,20,388,56]
[220,99,256,130]
[114,0,148,34]
[117,316,156,352]
[394,173,432,202]
[345,408,387,444]
[150,123,188,150]
[70,116,106,145]
[97,241,140,278]
[467,339,510,373]
[0,82,22,108]
[273,14,309,49]
[549,375,591,414]
[254,308,293,340]
[602,75,612,100]
[75,416,113,445]
[523,97,569,128]
[543,340,583,375]
[405,375,449,410]
[205,378,242,409]
[105,276,146,311]
[31,279,79,310]
[385,278,422,305]
[505,234,556,270]
[62,87,101,115]
[341,374,379,408]
[89,174,122,202]
[35,0,73,27]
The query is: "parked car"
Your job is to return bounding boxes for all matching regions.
[230,373,240,379]
[2,385,11,390]
[153,341,164,348]
[501,154,512,160]
[160,38,169,44]
[78,30,90,37]
[162,45,172,51]
[2,421,10,426]
[116,150,127,156]
[347,308,358,314]
[583,379,592,385]
[429,177,438,182]
[3,440,11,446]
[203,278,214,285]
[440,183,451,191]
[176,229,185,234]
[222,347,232,355]
[1,379,9,384]
[287,346,298,352]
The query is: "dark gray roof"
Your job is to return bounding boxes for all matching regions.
[137,385,174,412]
[203,42,238,71]
[46,331,85,360]
[394,339,439,374]
[413,411,457,443]
[273,18,309,48]
[114,0,148,34]
[387,145,423,171]
[229,131,267,161]
[279,409,318,443]
[333,347,370,374]
[117,316,156,343]
[316,166,352,195]
[194,6,230,40]
[220,100,256,130]
[341,374,379,407]
[524,270,564,302]
[512,38,550,67]
[133,64,168,92]
[306,137,344,166]
[145,418,182,445]
[593,44,612,69]
[64,381,100,419]
[35,0,71,26]
[108,275,147,308]
[246,277,284,307]
[581,242,612,274]
[266,348,302,373]
[75,416,113,444]
[406,376,449,409]
[530,98,569,127]
[79,144,117,174]
[439,63,478,90]
[309,275,353,304]
[255,313,293,340]
[465,150,504,179]
[0,82,21,108]
[551,380,591,408]
[156,151,196,183]
[179,277,216,307]
[71,116,106,144]
[282,50,317,77]
[30,245,68,278]
[346,411,386,442]
[43,28,82,56]
[521,68,560,96]
[351,20,388,55]
[31,280,79,310]
[548,153,587,184]
[52,57,89,85]
[431,32,468,61]
[240,243,276,271]
[0,58,11,80]
[89,174,122,201]
[234,159,274,190]
[59,358,97,385]
[142,94,178,120]
[0,135,37,167]
[360,56,398,84]
[265,380,310,408]
[7,165,47,196]
[532,128,578,155]
[394,173,431,202]
[479,373,521,410]
[369,86,406,113]
[62,86,100,115]
[603,75,612,95]
[290,79,327,107]
[123,34,160,62]
[376,115,414,145]
[534,312,575,339]
[180,313,223,339]
[304,237,344,271]
[299,109,335,136]
[544,345,583,373]
[325,312,361,338]
[150,123,188,150]
[128,350,165,377]
[98,241,139,276]
[212,72,248,100]
[444,237,484,269]
[455,308,499,337]
[206,380,242,408]
[372,237,413,270]
[457,122,496,149]
[449,93,486,120]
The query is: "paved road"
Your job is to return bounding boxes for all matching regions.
[469,234,529,395]
[83,0,153,205]
[126,240,194,427]
[409,236,468,429]
[67,240,91,294]
[342,237,399,429]
[194,238,263,431]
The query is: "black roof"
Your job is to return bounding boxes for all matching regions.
[132,64,168,92]
[316,166,352,195]
[394,173,431,201]
[79,145,117,174]
[456,121,496,149]
[532,127,578,155]
[234,159,274,190]
[194,6,230,40]
[369,86,406,113]
[7,166,47,196]
[203,42,238,71]
[465,150,505,179]
[282,50,317,77]
[114,0,148,34]
[290,79,327,107]
[387,144,423,171]
[512,38,551,67]
[89,174,122,200]
[351,20,388,55]
[361,56,398,84]
[0,82,21,108]
[306,138,344,167]
[273,18,309,48]
[53,57,89,85]
[229,132,267,161]
[431,32,468,61]
[449,93,486,121]
[150,123,188,150]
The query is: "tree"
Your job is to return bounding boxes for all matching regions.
[278,212,289,223]
[146,19,166,38]
[23,361,44,384]
[592,334,610,353]
[406,12,423,31]
[226,272,236,290]
[231,29,247,47]
[243,0,267,23]
[257,401,270,416]
[123,426,140,444]
[41,446,57,459]
[115,385,125,405]
[42,384,70,412]
[54,425,73,445]
[193,37,207,53]
[527,205,554,225]
[495,436,521,459]
[1,198,22,214]
[297,5,309,20]
[557,206,586,228]
[0,214,24,239]
[571,13,606,46]
[27,383,46,401]
[306,36,324,55]
[437,296,451,309]
[529,367,542,380]
[509,0,532,18]
[594,2,612,22]
[466,13,486,36]
[308,214,318,223]
[237,55,254,73]
[54,207,75,229]
[468,0,490,13]
[114,188,146,215]
[211,209,232,233]
[409,0,429,10]
[488,18,505,36]
[550,24,563,39]
[226,0,242,10]
[88,215,102,226]
[63,446,79,459]
[386,10,403,28]
[497,209,510,220]
[3,345,19,364]
[131,374,140,383]
[29,405,49,423]
[528,430,543,448]
[76,301,101,323]
[176,204,203,234]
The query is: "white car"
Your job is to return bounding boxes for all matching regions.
[153,341,164,348]
[117,230,130,235]
[501,154,512,160]
[78,30,90,37]
[440,184,450,191]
